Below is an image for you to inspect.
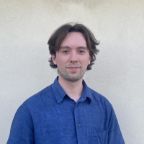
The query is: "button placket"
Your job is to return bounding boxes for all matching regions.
[74,102,84,144]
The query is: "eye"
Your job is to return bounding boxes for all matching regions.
[61,49,70,54]
[78,49,86,54]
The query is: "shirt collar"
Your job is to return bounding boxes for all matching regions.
[51,77,66,103]
[80,80,94,103]
[51,77,93,104]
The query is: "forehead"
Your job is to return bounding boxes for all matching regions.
[60,32,87,47]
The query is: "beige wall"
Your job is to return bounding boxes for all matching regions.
[0,0,144,143]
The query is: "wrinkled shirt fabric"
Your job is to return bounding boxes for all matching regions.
[7,77,125,144]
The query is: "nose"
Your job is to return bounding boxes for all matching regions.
[69,51,78,63]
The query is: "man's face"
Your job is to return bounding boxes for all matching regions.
[52,32,90,82]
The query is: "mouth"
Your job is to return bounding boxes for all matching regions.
[66,66,81,73]
[66,66,80,68]
[66,65,81,69]
[66,64,81,68]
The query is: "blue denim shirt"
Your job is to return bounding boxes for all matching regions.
[7,77,125,144]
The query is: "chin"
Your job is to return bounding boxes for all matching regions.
[65,75,83,82]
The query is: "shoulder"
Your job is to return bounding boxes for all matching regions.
[89,88,114,111]
[16,84,54,114]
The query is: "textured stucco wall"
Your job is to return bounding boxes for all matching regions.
[0,0,144,143]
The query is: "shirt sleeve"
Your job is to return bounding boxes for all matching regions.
[104,100,125,144]
[7,103,34,144]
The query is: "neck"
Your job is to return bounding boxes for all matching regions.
[58,76,83,102]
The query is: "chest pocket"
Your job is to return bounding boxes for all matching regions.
[85,127,108,144]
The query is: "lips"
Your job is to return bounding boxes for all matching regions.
[66,67,80,70]
[66,66,80,68]
[66,66,80,73]
[66,64,81,68]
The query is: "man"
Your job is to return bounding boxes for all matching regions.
[7,23,125,144]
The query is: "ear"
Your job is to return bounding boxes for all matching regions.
[88,59,91,65]
[51,55,57,65]
[88,56,91,65]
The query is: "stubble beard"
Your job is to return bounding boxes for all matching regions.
[57,68,86,82]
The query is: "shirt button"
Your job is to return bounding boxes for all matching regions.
[77,123,81,127]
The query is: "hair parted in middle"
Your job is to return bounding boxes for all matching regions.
[48,22,99,70]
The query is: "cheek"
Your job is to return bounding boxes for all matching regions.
[54,57,67,66]
[82,60,90,69]
[84,57,91,65]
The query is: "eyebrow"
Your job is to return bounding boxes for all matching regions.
[60,46,88,50]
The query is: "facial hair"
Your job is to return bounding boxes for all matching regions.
[57,64,87,82]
